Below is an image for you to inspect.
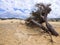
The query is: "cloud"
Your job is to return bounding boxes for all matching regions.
[0,0,60,19]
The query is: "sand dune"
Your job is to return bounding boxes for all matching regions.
[0,19,60,45]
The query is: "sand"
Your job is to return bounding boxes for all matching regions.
[0,19,60,45]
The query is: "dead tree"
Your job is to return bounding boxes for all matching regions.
[25,3,59,36]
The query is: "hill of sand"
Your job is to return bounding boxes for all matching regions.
[0,19,60,45]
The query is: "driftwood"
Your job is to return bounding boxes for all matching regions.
[25,3,59,36]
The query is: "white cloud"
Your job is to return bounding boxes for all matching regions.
[0,0,60,19]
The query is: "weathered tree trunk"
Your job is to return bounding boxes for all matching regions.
[31,19,59,36]
[25,3,59,36]
[46,22,59,36]
[31,19,49,33]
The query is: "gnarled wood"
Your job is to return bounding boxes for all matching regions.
[25,3,59,36]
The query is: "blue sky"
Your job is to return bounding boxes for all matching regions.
[0,0,60,19]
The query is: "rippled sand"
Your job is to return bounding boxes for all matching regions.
[0,19,60,45]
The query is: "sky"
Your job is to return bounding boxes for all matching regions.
[0,0,60,19]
